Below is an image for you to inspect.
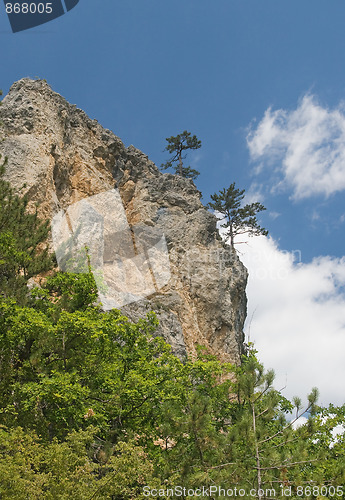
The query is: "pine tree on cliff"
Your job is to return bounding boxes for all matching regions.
[208,182,268,247]
[160,130,201,180]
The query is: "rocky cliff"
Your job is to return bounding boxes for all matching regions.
[0,78,247,364]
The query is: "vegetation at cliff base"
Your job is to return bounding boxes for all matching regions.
[0,144,344,497]
[0,263,344,497]
[0,275,344,499]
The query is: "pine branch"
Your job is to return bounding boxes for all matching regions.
[257,402,313,446]
[254,458,319,470]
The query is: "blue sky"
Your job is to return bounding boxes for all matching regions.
[1,0,345,405]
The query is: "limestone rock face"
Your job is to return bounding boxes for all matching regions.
[0,78,248,363]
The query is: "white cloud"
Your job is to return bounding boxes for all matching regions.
[244,182,265,204]
[331,424,345,446]
[292,416,308,430]
[314,415,345,448]
[232,233,345,407]
[190,152,203,169]
[268,211,281,220]
[247,95,345,200]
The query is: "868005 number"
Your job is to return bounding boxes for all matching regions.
[5,3,53,14]
[296,486,343,497]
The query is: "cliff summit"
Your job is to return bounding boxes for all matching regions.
[0,78,247,363]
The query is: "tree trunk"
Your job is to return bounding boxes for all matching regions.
[252,403,263,499]
[229,223,234,247]
[178,151,183,176]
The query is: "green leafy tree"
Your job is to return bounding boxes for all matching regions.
[208,182,268,247]
[0,272,185,441]
[160,130,201,180]
[0,276,343,495]
[0,426,161,499]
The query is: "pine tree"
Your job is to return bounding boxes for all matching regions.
[230,347,320,496]
[160,130,201,180]
[208,182,268,247]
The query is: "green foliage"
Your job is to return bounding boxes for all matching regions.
[160,130,201,179]
[0,273,185,442]
[208,182,268,246]
[307,404,345,487]
[0,426,161,499]
[0,276,344,495]
[226,348,319,494]
[42,271,99,313]
[0,212,341,497]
